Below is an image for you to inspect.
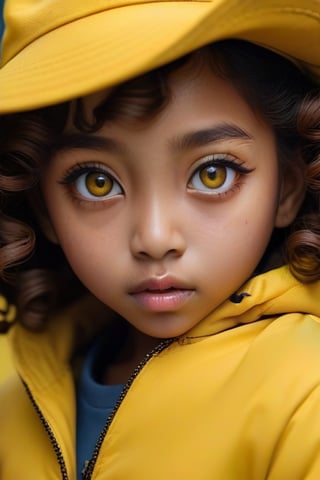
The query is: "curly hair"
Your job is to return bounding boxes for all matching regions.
[0,40,320,331]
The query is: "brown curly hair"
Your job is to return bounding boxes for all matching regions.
[0,40,320,331]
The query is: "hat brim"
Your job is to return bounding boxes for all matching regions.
[1,0,320,113]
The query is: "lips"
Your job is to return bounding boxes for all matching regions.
[129,276,194,312]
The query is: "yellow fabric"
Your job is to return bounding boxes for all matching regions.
[1,0,320,112]
[0,336,14,382]
[2,267,320,478]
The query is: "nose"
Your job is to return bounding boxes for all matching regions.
[130,196,186,261]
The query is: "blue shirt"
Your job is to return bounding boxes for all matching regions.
[76,340,124,479]
[0,0,5,43]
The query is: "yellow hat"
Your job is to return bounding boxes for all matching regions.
[1,0,320,113]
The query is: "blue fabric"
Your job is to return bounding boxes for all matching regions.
[0,0,5,43]
[76,341,124,479]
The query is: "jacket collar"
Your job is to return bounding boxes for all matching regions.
[181,266,320,341]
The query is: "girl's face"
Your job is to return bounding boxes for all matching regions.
[41,63,299,338]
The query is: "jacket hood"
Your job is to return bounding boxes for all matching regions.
[183,265,320,340]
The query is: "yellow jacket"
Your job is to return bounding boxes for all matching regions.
[2,266,320,479]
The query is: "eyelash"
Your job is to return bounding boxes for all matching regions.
[58,155,254,204]
[59,163,123,203]
[188,154,254,197]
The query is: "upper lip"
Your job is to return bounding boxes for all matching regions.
[129,275,193,294]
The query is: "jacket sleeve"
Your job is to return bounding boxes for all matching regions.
[268,384,320,479]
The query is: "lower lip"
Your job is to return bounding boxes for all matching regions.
[130,289,194,312]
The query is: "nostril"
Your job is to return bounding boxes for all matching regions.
[130,220,186,260]
[135,247,181,261]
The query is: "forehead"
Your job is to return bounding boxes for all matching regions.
[60,60,275,165]
[67,52,267,136]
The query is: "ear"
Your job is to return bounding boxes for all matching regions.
[275,157,306,228]
[28,190,59,244]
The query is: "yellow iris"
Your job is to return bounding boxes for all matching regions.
[85,173,112,197]
[200,165,226,189]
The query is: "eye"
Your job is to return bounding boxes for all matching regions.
[188,154,251,195]
[198,164,230,189]
[60,166,123,201]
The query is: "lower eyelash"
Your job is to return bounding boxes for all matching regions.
[60,186,115,210]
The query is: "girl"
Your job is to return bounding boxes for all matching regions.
[1,1,320,479]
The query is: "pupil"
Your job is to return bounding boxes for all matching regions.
[95,175,106,187]
[207,166,217,179]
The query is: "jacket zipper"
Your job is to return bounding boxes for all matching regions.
[22,379,70,480]
[21,337,175,480]
[81,337,175,480]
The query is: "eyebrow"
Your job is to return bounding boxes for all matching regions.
[169,123,253,152]
[54,122,253,154]
[53,132,121,154]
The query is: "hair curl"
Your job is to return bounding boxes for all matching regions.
[1,40,320,331]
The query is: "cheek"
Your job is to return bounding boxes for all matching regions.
[195,194,279,271]
[59,233,114,296]
[52,216,124,290]
[229,206,279,270]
